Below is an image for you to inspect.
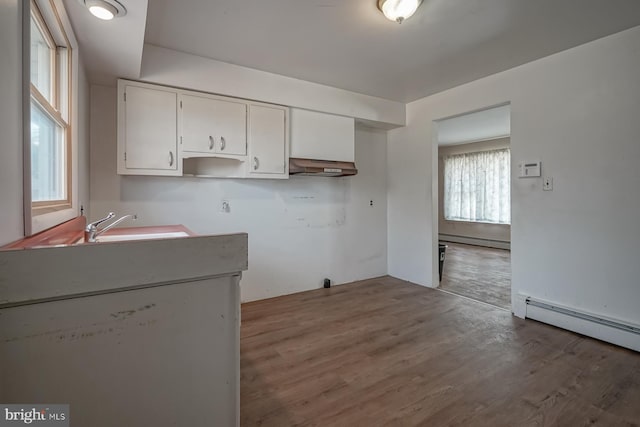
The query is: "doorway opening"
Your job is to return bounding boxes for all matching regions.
[434,104,512,310]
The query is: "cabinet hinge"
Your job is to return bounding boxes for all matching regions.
[180,136,183,144]
[124,92,126,102]
[124,152,127,161]
[180,100,182,108]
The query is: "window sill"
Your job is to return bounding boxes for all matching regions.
[445,219,511,226]
[32,202,73,216]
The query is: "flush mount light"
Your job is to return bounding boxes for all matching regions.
[82,0,127,20]
[378,0,423,24]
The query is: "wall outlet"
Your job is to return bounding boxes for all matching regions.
[221,200,230,213]
[543,177,553,191]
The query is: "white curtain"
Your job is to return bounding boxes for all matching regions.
[443,148,511,224]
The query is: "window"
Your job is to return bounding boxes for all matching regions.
[443,148,511,224]
[30,1,71,214]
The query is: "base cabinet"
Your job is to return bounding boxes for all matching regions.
[0,233,247,427]
[0,277,240,427]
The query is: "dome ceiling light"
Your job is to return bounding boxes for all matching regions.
[81,0,127,20]
[378,0,423,24]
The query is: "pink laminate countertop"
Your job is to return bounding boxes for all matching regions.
[2,219,195,250]
[2,217,86,250]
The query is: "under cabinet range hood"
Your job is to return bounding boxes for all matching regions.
[289,158,358,177]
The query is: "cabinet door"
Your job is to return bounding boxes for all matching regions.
[249,105,286,175]
[123,85,178,171]
[212,99,247,156]
[290,108,354,162]
[181,94,217,153]
[181,95,247,156]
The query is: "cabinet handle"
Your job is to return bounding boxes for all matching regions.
[220,136,226,151]
[253,156,259,170]
[169,151,174,166]
[209,136,214,150]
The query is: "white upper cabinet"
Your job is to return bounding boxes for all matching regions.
[118,81,181,176]
[290,108,355,162]
[249,104,288,177]
[117,79,292,179]
[181,94,247,157]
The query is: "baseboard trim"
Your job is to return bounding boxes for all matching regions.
[524,297,640,352]
[439,234,510,250]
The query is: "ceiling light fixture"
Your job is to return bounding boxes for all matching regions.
[82,0,127,20]
[378,0,422,24]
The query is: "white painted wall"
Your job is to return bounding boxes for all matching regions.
[388,26,640,328]
[0,0,24,246]
[140,44,405,128]
[78,62,91,219]
[90,85,388,302]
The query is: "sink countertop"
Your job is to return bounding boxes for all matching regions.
[2,219,196,250]
[0,232,248,308]
[2,217,86,250]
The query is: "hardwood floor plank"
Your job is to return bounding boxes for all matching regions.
[241,276,640,426]
[440,242,511,309]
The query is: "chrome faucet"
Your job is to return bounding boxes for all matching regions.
[84,212,138,243]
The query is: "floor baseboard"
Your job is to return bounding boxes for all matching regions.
[439,234,510,250]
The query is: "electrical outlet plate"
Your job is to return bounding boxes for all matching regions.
[221,200,230,213]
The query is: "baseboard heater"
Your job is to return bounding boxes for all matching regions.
[438,234,510,250]
[524,297,640,352]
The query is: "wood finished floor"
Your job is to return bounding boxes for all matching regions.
[439,242,511,309]
[240,276,640,426]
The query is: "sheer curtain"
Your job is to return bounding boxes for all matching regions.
[443,148,511,224]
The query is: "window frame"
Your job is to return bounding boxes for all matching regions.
[22,0,82,236]
[27,0,74,222]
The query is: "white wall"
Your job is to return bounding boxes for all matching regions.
[77,61,91,220]
[0,0,24,246]
[388,26,640,327]
[90,85,388,302]
[140,44,405,128]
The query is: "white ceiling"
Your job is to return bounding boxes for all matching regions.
[62,0,148,85]
[437,104,510,146]
[144,0,640,102]
[64,0,640,102]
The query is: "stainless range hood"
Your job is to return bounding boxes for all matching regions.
[289,158,358,177]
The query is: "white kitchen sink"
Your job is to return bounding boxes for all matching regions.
[95,231,190,242]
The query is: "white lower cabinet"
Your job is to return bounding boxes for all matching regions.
[118,82,180,176]
[249,104,288,177]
